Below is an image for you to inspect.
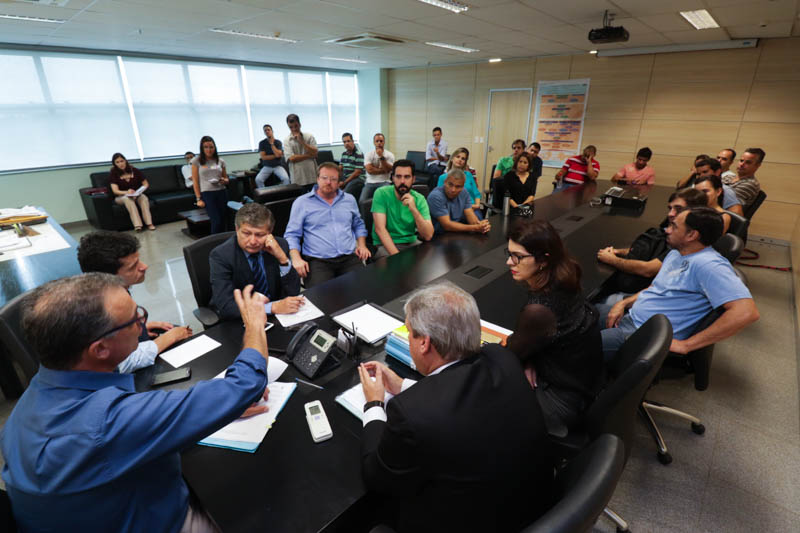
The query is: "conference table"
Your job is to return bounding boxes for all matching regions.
[159,182,674,532]
[0,212,81,397]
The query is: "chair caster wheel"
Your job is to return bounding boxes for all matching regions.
[691,422,705,435]
[658,451,672,465]
[616,527,630,533]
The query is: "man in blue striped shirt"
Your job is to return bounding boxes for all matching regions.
[285,162,371,288]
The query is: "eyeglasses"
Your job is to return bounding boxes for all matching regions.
[90,305,148,344]
[317,175,339,182]
[505,248,535,265]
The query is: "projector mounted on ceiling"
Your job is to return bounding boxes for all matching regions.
[588,10,629,44]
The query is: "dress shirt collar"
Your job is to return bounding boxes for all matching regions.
[311,184,344,205]
[428,360,458,376]
[35,364,136,392]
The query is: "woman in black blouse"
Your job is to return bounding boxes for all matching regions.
[505,219,603,437]
[503,152,538,213]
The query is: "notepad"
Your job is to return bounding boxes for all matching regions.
[479,319,512,345]
[160,335,221,368]
[274,297,324,327]
[199,381,296,453]
[126,185,148,197]
[335,382,394,422]
[332,303,403,344]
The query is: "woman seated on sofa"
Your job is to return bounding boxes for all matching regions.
[504,219,604,437]
[108,153,155,231]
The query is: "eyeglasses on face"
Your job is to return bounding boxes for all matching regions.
[504,248,535,265]
[90,305,148,344]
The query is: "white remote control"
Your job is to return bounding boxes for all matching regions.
[304,401,333,443]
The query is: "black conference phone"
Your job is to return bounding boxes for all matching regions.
[285,322,341,379]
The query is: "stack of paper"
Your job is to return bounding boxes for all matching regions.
[335,382,394,422]
[479,320,513,345]
[332,303,403,344]
[384,325,415,370]
[199,358,294,453]
[0,206,43,221]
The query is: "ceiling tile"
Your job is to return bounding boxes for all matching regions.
[466,2,566,32]
[727,21,794,38]
[370,20,475,41]
[637,13,695,33]
[519,0,629,25]
[663,28,732,43]
[711,0,797,26]
[276,1,404,30]
[325,0,445,21]
[608,0,707,16]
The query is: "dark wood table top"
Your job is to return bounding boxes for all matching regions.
[174,182,674,533]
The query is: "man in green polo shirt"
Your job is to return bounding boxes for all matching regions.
[372,159,434,258]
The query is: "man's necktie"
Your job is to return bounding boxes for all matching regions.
[248,254,269,297]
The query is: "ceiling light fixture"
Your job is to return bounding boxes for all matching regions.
[589,50,598,54]
[0,13,65,24]
[425,41,478,53]
[320,56,368,64]
[417,0,469,14]
[679,9,720,30]
[209,28,299,43]
[489,58,502,63]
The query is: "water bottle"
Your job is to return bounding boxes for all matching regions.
[502,192,511,216]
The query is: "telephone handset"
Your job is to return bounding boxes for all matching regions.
[286,322,338,379]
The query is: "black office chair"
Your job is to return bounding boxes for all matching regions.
[0,292,39,396]
[411,184,429,198]
[405,151,432,184]
[640,307,723,465]
[521,434,625,533]
[553,314,672,532]
[182,231,234,329]
[0,488,16,533]
[742,190,766,220]
[262,196,298,237]
[725,210,749,242]
[712,233,743,264]
[316,150,335,165]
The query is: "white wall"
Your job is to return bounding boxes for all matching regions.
[357,68,388,151]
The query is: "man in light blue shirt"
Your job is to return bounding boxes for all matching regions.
[1,273,271,533]
[427,169,491,235]
[285,162,371,288]
[77,231,192,372]
[600,207,759,360]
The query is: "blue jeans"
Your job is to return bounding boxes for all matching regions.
[202,189,228,234]
[360,181,389,203]
[255,165,289,188]
[597,303,638,362]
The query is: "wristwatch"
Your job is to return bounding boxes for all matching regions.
[364,400,385,412]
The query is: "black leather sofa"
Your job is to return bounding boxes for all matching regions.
[80,165,196,230]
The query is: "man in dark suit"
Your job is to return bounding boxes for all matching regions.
[210,202,302,320]
[358,282,555,533]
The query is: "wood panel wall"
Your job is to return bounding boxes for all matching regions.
[386,37,800,241]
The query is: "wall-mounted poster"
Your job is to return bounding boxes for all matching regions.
[531,79,591,168]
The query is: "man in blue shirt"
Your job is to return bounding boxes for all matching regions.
[1,273,271,533]
[427,169,491,235]
[600,207,759,360]
[285,162,371,288]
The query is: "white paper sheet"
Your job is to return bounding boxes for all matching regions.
[274,297,324,327]
[126,185,148,197]
[0,223,70,264]
[201,381,296,445]
[212,356,288,384]
[0,206,43,220]
[332,303,403,344]
[160,335,221,368]
[335,381,394,421]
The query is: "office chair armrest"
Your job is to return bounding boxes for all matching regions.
[193,307,220,328]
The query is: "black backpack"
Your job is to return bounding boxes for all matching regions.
[609,227,669,294]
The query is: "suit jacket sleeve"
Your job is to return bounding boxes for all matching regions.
[361,398,424,494]
[275,236,300,298]
[209,241,242,321]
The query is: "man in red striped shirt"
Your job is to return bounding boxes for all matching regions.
[555,145,599,189]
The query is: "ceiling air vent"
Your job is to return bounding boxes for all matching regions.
[11,0,71,6]
[325,33,405,49]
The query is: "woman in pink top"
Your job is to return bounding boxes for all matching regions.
[611,147,655,185]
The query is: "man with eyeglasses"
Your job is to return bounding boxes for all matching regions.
[596,188,708,302]
[284,163,371,288]
[1,274,271,532]
[77,231,192,373]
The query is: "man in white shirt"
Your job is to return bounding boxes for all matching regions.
[360,132,395,203]
[424,126,448,176]
[283,113,318,189]
[181,151,194,188]
[77,231,192,372]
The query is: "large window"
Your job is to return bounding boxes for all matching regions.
[0,49,359,172]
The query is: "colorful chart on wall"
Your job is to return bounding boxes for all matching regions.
[531,79,591,168]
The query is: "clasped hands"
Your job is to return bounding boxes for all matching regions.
[358,361,403,403]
